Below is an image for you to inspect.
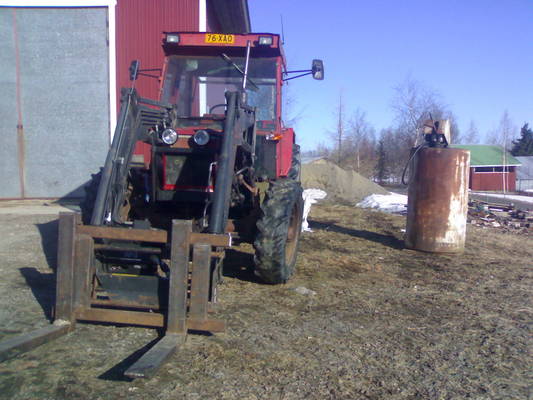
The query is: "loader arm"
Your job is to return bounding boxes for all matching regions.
[91,88,170,226]
[208,91,256,234]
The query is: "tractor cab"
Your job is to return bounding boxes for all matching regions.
[159,32,284,131]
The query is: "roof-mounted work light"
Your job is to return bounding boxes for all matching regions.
[166,34,180,43]
[258,36,273,46]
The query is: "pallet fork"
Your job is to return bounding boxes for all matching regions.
[0,212,231,379]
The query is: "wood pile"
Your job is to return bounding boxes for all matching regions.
[468,200,532,235]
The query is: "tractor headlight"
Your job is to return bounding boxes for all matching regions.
[161,128,178,145]
[193,130,210,146]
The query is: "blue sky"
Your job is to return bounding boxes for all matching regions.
[249,0,532,151]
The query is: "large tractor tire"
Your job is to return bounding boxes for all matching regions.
[287,144,301,181]
[254,143,304,284]
[253,179,304,284]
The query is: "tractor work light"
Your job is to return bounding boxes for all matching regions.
[161,128,178,145]
[166,34,180,43]
[258,36,273,46]
[193,130,210,146]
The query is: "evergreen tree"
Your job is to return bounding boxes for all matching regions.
[511,123,533,156]
[375,137,389,184]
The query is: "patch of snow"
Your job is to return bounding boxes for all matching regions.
[293,286,317,296]
[472,192,533,204]
[356,193,408,214]
[302,189,327,232]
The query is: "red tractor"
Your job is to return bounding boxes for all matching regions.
[0,32,323,378]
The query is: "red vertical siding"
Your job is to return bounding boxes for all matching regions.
[470,168,516,191]
[115,0,199,104]
[115,0,199,161]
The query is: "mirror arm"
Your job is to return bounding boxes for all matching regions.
[282,71,312,81]
[138,72,160,79]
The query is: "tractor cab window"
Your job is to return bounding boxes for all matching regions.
[161,55,277,121]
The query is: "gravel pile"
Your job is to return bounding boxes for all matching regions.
[301,159,388,204]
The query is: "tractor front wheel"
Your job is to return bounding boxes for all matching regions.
[253,179,304,284]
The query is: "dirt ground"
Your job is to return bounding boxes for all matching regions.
[0,204,531,400]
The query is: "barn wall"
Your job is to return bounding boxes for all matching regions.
[115,0,199,104]
[0,6,110,198]
[470,169,516,191]
[0,9,20,197]
[115,0,201,161]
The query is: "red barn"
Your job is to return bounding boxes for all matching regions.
[452,145,521,192]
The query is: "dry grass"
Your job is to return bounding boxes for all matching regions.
[0,205,531,399]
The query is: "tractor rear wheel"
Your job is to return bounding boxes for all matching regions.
[253,179,304,284]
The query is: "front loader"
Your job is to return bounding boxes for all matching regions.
[0,32,323,378]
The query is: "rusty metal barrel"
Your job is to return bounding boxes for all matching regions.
[405,147,470,253]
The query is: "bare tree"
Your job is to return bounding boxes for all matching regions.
[487,111,518,193]
[328,92,348,164]
[463,120,480,144]
[391,76,457,146]
[302,142,331,159]
[487,110,517,148]
[345,108,376,177]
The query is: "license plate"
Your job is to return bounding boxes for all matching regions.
[205,33,235,44]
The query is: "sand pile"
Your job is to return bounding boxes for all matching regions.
[301,159,388,204]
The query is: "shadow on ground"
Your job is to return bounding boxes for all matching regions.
[35,219,59,271]
[19,267,55,321]
[308,219,405,249]
[222,248,262,284]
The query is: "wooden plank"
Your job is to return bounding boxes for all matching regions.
[73,234,94,311]
[124,334,185,379]
[75,308,224,332]
[77,308,164,328]
[0,323,71,362]
[77,225,167,243]
[55,213,77,322]
[189,243,211,321]
[191,232,231,247]
[77,225,231,247]
[167,220,192,334]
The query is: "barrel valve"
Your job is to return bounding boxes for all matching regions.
[421,118,451,147]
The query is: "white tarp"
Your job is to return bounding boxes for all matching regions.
[302,189,327,232]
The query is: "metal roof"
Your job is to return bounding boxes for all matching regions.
[451,145,521,167]
[207,0,251,33]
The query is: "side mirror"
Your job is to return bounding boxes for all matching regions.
[311,59,324,80]
[129,60,140,81]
